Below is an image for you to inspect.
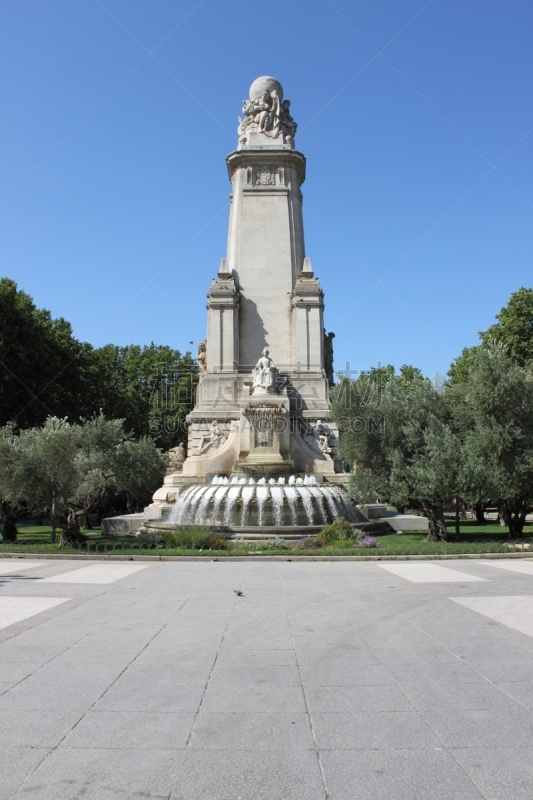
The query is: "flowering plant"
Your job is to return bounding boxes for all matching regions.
[353,537,381,548]
[297,535,320,549]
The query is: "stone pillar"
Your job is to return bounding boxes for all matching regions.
[206,275,239,372]
[292,271,324,372]
[226,150,307,372]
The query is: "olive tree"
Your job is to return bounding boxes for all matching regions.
[451,345,533,537]
[0,416,166,545]
[0,425,31,542]
[332,366,462,541]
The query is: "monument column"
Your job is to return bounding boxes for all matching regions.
[176,76,341,483]
[225,76,310,373]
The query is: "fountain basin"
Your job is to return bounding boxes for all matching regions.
[166,475,364,530]
[141,520,326,541]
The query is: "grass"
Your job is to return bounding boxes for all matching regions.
[2,520,533,558]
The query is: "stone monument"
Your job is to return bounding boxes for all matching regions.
[146,76,347,519]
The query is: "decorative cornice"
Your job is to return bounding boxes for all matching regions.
[226,150,306,184]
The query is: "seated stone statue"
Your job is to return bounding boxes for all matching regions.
[167,442,185,473]
[252,348,278,394]
[304,420,332,454]
[196,420,225,455]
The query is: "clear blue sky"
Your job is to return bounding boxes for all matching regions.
[1,0,532,378]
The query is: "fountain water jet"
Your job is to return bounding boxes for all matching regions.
[167,475,363,533]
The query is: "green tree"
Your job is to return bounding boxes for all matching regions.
[449,287,533,382]
[0,278,99,428]
[0,416,166,545]
[0,426,30,542]
[451,344,533,537]
[0,279,197,450]
[480,287,533,365]
[92,343,197,449]
[333,367,461,541]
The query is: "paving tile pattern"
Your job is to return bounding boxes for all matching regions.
[1,558,533,797]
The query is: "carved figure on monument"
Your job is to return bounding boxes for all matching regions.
[167,442,185,473]
[238,77,297,147]
[197,340,207,375]
[252,348,278,394]
[280,100,296,142]
[257,90,274,131]
[304,420,332,454]
[324,330,335,386]
[196,420,226,455]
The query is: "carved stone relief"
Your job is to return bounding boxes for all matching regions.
[255,167,276,186]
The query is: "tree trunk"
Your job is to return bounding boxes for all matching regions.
[474,503,486,525]
[508,516,525,537]
[1,505,18,543]
[499,500,530,538]
[48,507,56,544]
[423,506,448,542]
[59,507,88,547]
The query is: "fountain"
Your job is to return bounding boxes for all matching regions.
[105,75,427,541]
[134,474,369,541]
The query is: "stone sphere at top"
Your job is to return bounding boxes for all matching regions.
[249,76,283,102]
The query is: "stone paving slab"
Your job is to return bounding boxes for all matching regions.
[1,559,533,798]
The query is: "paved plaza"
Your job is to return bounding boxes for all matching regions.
[2,558,533,798]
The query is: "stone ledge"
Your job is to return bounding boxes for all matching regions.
[101,513,145,535]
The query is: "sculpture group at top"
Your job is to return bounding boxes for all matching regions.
[238,76,297,148]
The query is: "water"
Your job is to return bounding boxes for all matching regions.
[283,486,299,525]
[224,486,241,525]
[270,486,284,525]
[240,486,254,525]
[322,488,341,520]
[168,485,200,524]
[310,486,327,524]
[169,475,356,528]
[297,486,314,524]
[211,486,229,524]
[194,486,216,524]
[256,486,268,526]
[332,488,356,522]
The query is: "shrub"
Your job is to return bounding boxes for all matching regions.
[160,531,179,547]
[297,534,320,549]
[265,536,289,549]
[317,517,354,545]
[353,537,381,548]
[160,527,227,549]
[208,535,228,550]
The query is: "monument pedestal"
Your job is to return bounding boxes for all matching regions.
[234,389,294,478]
